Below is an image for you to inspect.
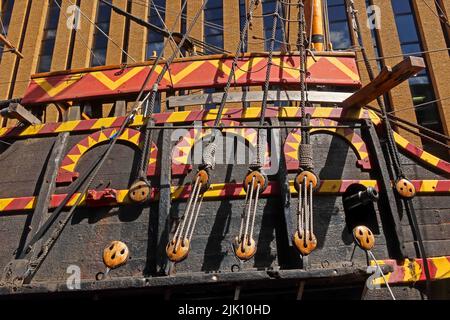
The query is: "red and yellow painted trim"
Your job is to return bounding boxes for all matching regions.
[56,128,158,184]
[393,132,450,175]
[367,109,450,175]
[0,107,371,140]
[21,55,361,105]
[373,256,450,285]
[0,180,448,213]
[284,118,372,170]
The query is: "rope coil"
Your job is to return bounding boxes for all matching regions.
[298,144,314,170]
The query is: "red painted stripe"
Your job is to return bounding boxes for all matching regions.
[437,160,450,174]
[4,197,34,211]
[74,119,98,131]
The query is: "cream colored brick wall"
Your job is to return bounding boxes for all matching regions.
[127,0,147,62]
[106,0,127,65]
[70,0,98,68]
[413,0,450,137]
[372,0,421,146]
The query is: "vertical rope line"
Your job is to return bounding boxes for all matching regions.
[213,0,258,128]
[298,184,303,233]
[309,181,313,240]
[244,176,256,242]
[257,1,279,167]
[188,195,204,241]
[239,183,251,240]
[173,176,200,244]
[249,184,261,241]
[183,180,203,241]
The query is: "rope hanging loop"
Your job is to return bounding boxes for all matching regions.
[352,225,375,251]
[395,177,416,199]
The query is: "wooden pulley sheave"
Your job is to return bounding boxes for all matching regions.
[103,241,130,269]
[98,241,130,280]
[129,179,151,203]
[395,177,416,199]
[352,225,375,251]
[234,169,267,261]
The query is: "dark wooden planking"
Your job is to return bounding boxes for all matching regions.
[156,125,172,274]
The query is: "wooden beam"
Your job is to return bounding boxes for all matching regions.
[342,57,426,109]
[0,33,24,59]
[168,90,353,108]
[0,103,41,125]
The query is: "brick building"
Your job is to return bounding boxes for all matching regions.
[0,0,448,156]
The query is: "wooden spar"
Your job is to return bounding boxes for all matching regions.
[0,33,24,59]
[342,56,426,109]
[167,90,353,108]
[0,103,41,125]
[311,0,325,51]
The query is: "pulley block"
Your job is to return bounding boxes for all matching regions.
[195,169,210,193]
[395,178,416,199]
[166,238,190,263]
[294,170,319,192]
[352,225,375,251]
[103,241,129,270]
[244,170,268,193]
[129,180,151,203]
[293,230,317,256]
[234,237,257,261]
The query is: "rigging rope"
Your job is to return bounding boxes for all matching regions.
[14,0,195,283]
[233,0,282,261]
[346,0,433,299]
[292,0,318,257]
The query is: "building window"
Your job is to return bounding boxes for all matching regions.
[0,0,15,63]
[391,0,444,145]
[37,0,61,73]
[327,0,351,50]
[146,0,166,59]
[262,0,285,51]
[239,0,247,52]
[91,1,112,67]
[204,0,224,54]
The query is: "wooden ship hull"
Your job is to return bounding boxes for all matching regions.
[0,0,449,300]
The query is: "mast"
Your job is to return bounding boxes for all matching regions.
[311,0,325,51]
